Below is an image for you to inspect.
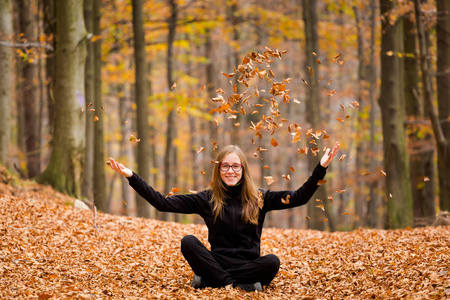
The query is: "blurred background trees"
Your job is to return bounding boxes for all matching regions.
[0,0,447,231]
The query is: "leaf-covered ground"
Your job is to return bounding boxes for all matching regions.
[1,179,449,299]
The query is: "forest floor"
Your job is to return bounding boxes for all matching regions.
[0,171,449,299]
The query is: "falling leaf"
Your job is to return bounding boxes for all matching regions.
[389,193,393,198]
[350,101,360,108]
[264,165,270,169]
[234,123,240,127]
[316,59,321,64]
[327,89,337,96]
[177,106,181,114]
[94,116,99,122]
[324,219,328,222]
[221,72,235,78]
[342,212,351,215]
[386,50,394,56]
[328,196,334,202]
[264,176,275,186]
[213,118,219,126]
[171,82,176,90]
[302,78,308,85]
[200,171,206,175]
[312,52,317,56]
[323,134,330,139]
[289,167,295,173]
[336,118,344,123]
[333,53,342,62]
[123,200,127,206]
[271,138,278,147]
[88,103,93,108]
[216,87,225,94]
[424,177,430,182]
[315,204,325,211]
[327,79,333,85]
[380,170,387,176]
[315,199,322,202]
[340,103,345,111]
[307,66,314,77]
[101,106,106,112]
[212,142,218,151]
[201,84,206,90]
[129,134,141,143]
[339,61,344,65]
[281,195,290,205]
[336,189,346,194]
[318,180,327,185]
[90,109,96,112]
[362,172,372,176]
[305,216,310,219]
[339,154,347,161]
[196,147,205,154]
[282,174,291,181]
[106,161,111,166]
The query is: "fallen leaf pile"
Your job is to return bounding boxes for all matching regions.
[1,179,449,299]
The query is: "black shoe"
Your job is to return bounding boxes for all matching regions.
[234,282,262,292]
[191,274,203,289]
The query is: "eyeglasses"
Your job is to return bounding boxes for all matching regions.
[219,163,242,172]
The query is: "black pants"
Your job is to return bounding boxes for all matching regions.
[180,235,280,288]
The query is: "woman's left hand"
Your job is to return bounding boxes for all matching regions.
[320,142,340,168]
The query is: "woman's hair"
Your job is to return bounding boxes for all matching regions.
[209,145,261,225]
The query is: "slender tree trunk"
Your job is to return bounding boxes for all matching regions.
[19,0,40,178]
[366,0,379,228]
[403,6,435,227]
[163,0,178,221]
[0,0,12,166]
[131,0,150,218]
[92,0,107,212]
[436,0,450,210]
[302,0,329,231]
[36,0,87,197]
[379,0,413,229]
[82,0,94,200]
[43,0,55,137]
[119,85,131,215]
[352,4,367,229]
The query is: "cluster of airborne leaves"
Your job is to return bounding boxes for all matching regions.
[0,179,449,299]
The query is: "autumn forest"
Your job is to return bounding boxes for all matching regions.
[0,0,449,232]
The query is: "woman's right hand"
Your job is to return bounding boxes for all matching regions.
[108,157,133,178]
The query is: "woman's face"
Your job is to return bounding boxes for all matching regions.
[220,152,243,186]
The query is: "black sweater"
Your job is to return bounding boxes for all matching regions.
[127,163,327,261]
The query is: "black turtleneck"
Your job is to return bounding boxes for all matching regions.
[127,163,327,260]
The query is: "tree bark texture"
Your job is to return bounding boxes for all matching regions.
[379,0,413,229]
[403,6,435,226]
[302,0,330,231]
[82,0,95,201]
[92,0,107,212]
[36,0,87,197]
[19,0,40,178]
[0,0,12,166]
[436,0,450,210]
[131,0,150,218]
[163,0,178,221]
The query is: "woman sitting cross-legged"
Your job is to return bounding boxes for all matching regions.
[108,142,339,292]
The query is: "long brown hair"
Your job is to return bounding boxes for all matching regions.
[209,145,261,225]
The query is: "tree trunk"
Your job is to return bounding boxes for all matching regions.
[0,0,12,166]
[92,0,107,212]
[352,4,367,229]
[19,0,40,178]
[82,0,94,200]
[436,0,450,211]
[36,0,87,197]
[366,0,379,229]
[131,0,150,218]
[403,5,435,227]
[162,0,178,221]
[43,0,55,137]
[379,0,413,229]
[302,0,329,231]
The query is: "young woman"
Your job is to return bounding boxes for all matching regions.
[108,142,339,292]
